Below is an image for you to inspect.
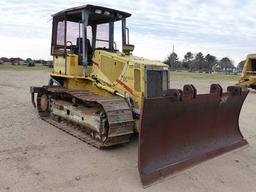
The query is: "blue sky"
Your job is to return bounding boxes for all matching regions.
[0,0,256,65]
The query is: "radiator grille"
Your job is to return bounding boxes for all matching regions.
[146,70,164,98]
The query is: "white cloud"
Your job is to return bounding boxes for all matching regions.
[0,36,51,60]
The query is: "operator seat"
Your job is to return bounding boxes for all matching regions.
[76,38,93,64]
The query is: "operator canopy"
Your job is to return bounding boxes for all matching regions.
[51,4,133,67]
[52,4,131,23]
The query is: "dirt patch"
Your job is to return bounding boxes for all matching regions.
[0,70,256,192]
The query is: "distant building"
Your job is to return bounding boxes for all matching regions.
[0,59,3,64]
[10,58,24,65]
[212,64,222,72]
[212,63,237,74]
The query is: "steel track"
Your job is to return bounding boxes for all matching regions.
[36,86,134,148]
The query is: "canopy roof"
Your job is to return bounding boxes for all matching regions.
[53,4,131,24]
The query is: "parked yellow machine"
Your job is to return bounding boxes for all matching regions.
[30,5,249,185]
[238,54,256,89]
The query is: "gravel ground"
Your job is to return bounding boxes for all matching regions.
[0,70,256,192]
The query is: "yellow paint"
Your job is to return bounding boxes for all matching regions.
[51,49,168,109]
[53,56,65,75]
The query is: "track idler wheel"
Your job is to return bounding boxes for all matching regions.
[36,88,50,117]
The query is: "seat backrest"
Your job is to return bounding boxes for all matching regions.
[76,38,83,54]
[76,38,93,54]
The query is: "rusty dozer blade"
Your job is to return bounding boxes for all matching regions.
[138,84,249,185]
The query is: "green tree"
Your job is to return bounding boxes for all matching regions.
[238,60,245,71]
[205,54,217,73]
[25,58,35,67]
[164,52,180,70]
[25,58,33,63]
[0,57,9,62]
[182,52,193,69]
[219,57,234,72]
[191,52,205,71]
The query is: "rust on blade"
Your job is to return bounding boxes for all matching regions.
[138,84,249,186]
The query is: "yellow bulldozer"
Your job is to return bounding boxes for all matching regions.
[238,54,256,89]
[30,5,249,185]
